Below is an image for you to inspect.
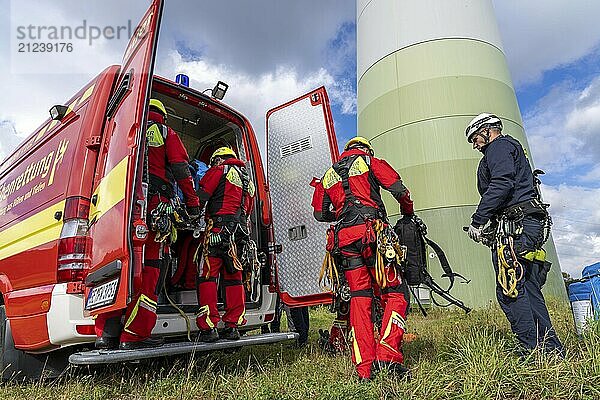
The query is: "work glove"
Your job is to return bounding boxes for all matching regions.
[467,223,483,243]
[187,206,201,220]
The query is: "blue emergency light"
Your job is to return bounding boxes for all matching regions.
[176,74,190,87]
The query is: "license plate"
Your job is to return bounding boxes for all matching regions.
[86,278,120,310]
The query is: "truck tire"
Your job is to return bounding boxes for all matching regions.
[0,305,70,381]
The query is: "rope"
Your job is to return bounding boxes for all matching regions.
[163,286,192,342]
[372,219,388,289]
[496,236,522,298]
[228,240,244,272]
[193,218,213,278]
[318,251,339,293]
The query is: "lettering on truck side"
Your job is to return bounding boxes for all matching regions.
[0,140,69,217]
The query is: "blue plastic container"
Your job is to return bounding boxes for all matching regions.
[582,263,600,320]
[582,262,600,279]
[568,280,593,335]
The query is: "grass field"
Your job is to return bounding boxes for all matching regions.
[1,299,599,400]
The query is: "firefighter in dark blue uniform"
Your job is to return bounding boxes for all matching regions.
[465,113,563,357]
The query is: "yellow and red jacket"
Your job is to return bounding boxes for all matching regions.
[197,158,255,221]
[147,110,199,207]
[312,148,413,247]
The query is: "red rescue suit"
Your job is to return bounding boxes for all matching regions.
[195,158,255,331]
[313,148,414,379]
[95,110,199,343]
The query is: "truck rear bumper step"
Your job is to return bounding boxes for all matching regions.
[69,332,298,365]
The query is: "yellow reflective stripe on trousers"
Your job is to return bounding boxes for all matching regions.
[379,311,404,355]
[196,305,214,329]
[237,308,246,326]
[351,328,362,365]
[380,311,403,343]
[123,294,157,334]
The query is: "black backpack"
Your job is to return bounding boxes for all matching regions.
[394,216,471,314]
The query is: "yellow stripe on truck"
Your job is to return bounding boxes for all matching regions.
[89,156,129,223]
[0,200,65,262]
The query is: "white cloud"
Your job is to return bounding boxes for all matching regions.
[160,51,351,153]
[525,76,600,179]
[542,184,600,278]
[493,0,600,86]
[0,1,355,161]
[157,1,355,77]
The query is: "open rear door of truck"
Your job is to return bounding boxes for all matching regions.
[85,0,164,314]
[266,87,339,307]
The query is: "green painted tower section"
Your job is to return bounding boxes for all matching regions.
[357,0,566,308]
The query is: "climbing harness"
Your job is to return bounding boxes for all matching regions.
[486,196,552,298]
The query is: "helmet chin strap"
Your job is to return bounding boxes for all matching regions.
[475,128,491,145]
[481,128,491,144]
[350,145,374,156]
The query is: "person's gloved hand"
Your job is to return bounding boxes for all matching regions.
[187,206,201,220]
[467,223,483,243]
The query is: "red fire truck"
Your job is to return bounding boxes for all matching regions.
[0,0,337,380]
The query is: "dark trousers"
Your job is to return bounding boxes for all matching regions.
[289,306,310,345]
[492,216,563,354]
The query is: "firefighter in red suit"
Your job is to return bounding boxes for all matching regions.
[312,137,414,380]
[94,99,200,350]
[195,147,255,342]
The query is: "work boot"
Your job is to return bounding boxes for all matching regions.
[374,361,410,380]
[197,328,219,343]
[220,327,241,341]
[95,336,118,350]
[119,337,164,350]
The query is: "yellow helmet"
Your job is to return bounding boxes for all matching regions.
[149,98,167,117]
[344,136,373,154]
[210,147,237,164]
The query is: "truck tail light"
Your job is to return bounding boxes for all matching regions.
[57,197,91,283]
[75,324,95,336]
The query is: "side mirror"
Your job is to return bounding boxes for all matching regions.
[211,81,228,100]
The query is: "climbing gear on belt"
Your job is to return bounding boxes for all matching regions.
[195,218,214,277]
[150,201,177,243]
[496,236,523,298]
[240,238,261,302]
[372,219,406,289]
[319,225,341,294]
[394,216,471,315]
[490,196,551,298]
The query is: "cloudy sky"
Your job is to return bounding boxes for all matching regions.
[1,1,599,277]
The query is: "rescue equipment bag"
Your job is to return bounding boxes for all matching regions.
[394,215,471,314]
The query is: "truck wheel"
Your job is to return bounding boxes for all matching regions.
[0,305,70,382]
